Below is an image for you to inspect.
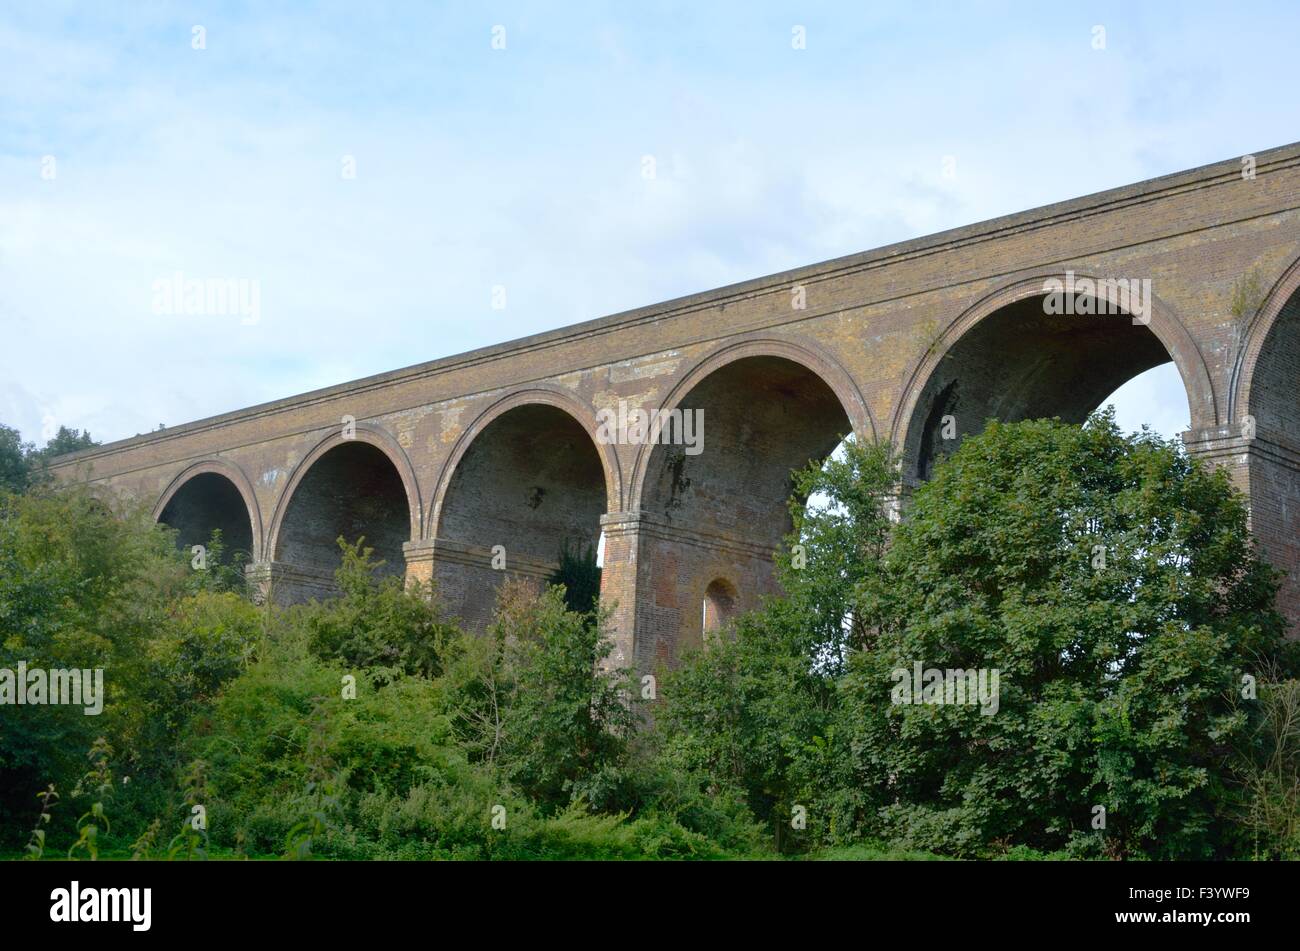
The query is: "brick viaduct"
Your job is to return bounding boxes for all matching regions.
[51,143,1300,671]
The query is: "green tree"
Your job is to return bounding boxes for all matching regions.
[549,540,601,616]
[0,424,33,493]
[843,412,1286,858]
[655,600,847,851]
[302,538,458,682]
[653,438,897,850]
[34,425,98,463]
[779,436,897,670]
[0,422,98,493]
[495,582,639,812]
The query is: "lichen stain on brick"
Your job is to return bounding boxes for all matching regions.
[609,353,681,385]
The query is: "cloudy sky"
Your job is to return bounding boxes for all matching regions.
[2,1,1298,447]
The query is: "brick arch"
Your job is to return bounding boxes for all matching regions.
[153,458,264,562]
[627,334,874,513]
[1230,251,1300,426]
[426,385,624,538]
[265,423,422,564]
[891,271,1217,478]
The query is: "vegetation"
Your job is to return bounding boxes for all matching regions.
[1,411,1296,860]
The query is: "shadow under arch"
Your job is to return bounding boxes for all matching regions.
[627,334,875,513]
[426,385,621,629]
[265,424,422,585]
[426,385,623,537]
[153,458,263,563]
[891,272,1216,484]
[1229,251,1300,429]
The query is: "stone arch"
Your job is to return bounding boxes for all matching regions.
[154,459,263,562]
[427,386,623,535]
[428,387,620,628]
[891,272,1216,484]
[630,336,864,661]
[1230,251,1300,430]
[628,334,874,513]
[266,425,421,591]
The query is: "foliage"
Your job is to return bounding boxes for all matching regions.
[301,538,456,681]
[4,411,1296,862]
[490,580,639,812]
[842,412,1287,858]
[0,424,98,493]
[655,600,844,851]
[777,436,897,670]
[68,738,114,860]
[549,540,601,616]
[1233,664,1300,858]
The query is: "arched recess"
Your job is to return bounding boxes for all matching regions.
[1228,252,1300,632]
[702,577,739,635]
[631,338,864,659]
[154,459,262,563]
[628,335,874,512]
[892,274,1215,484]
[267,426,421,591]
[1231,252,1300,432]
[429,388,619,628]
[428,387,622,533]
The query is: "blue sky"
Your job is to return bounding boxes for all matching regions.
[2,1,1298,446]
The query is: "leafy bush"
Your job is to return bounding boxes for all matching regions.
[301,538,457,681]
[842,413,1287,858]
[6,411,1296,862]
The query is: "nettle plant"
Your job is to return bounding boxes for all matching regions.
[68,738,114,860]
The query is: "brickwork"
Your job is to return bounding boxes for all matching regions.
[49,143,1300,670]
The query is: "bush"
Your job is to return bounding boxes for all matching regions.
[301,538,457,681]
[843,413,1287,858]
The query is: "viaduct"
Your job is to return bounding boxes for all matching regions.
[51,143,1300,671]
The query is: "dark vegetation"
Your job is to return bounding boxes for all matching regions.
[2,411,1297,860]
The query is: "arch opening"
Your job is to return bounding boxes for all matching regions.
[1241,279,1300,628]
[639,354,852,660]
[435,402,608,627]
[903,294,1189,484]
[1245,283,1300,437]
[702,577,738,635]
[275,441,411,590]
[158,471,255,564]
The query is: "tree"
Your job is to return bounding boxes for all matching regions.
[779,436,897,671]
[548,540,601,616]
[655,438,897,850]
[843,411,1287,858]
[35,425,98,461]
[495,582,639,812]
[0,424,32,493]
[0,423,99,493]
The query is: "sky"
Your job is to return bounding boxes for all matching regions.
[2,1,1298,448]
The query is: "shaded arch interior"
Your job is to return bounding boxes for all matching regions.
[274,441,411,582]
[158,471,255,562]
[438,403,607,562]
[1245,283,1300,436]
[638,354,852,660]
[902,294,1185,483]
[640,354,851,546]
[434,402,608,628]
